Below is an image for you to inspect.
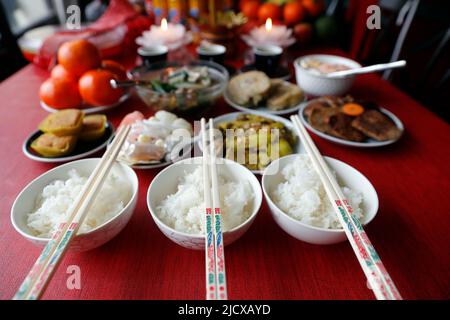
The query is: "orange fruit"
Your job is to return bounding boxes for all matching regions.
[241,0,260,20]
[302,0,324,17]
[283,2,306,25]
[57,39,101,77]
[39,78,82,109]
[101,60,127,81]
[258,3,282,22]
[79,70,124,106]
[51,64,78,81]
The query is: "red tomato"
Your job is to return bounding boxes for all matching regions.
[50,64,78,81]
[79,70,124,106]
[241,0,260,20]
[302,0,324,17]
[57,39,101,77]
[294,22,313,43]
[283,2,306,25]
[258,3,282,22]
[39,78,82,109]
[101,60,127,81]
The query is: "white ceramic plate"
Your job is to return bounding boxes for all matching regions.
[299,100,404,148]
[40,92,130,114]
[198,111,304,174]
[223,84,306,116]
[23,121,114,163]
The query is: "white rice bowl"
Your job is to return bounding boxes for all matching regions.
[272,155,364,229]
[27,169,132,238]
[156,166,254,235]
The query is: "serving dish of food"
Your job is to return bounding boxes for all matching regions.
[224,71,305,115]
[40,92,130,115]
[23,109,113,163]
[199,112,302,174]
[116,110,194,169]
[300,96,404,147]
[294,54,361,96]
[128,60,228,116]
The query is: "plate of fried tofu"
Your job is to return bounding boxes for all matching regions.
[23,109,114,162]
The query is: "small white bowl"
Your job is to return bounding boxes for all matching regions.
[147,157,262,250]
[294,54,361,96]
[262,154,378,245]
[11,158,139,252]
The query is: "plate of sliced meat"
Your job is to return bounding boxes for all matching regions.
[299,96,404,147]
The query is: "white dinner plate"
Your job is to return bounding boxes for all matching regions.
[40,92,130,114]
[223,84,306,116]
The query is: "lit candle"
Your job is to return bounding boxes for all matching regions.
[136,18,188,50]
[266,18,272,32]
[241,18,295,47]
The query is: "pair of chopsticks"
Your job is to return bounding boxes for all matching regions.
[200,118,228,300]
[13,125,131,300]
[290,115,402,300]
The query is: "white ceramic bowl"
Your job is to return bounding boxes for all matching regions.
[147,157,262,250]
[11,158,139,251]
[262,154,378,245]
[294,54,361,96]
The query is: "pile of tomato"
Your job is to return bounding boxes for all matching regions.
[239,0,325,44]
[40,39,127,109]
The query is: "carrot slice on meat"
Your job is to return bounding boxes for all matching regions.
[342,103,364,116]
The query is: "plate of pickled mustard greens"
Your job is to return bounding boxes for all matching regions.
[200,112,301,174]
[23,109,113,163]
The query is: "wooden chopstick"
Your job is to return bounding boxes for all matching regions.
[200,118,228,300]
[201,118,217,300]
[290,115,402,300]
[14,125,131,300]
[208,118,228,300]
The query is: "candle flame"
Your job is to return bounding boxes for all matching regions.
[265,18,272,31]
[161,18,168,31]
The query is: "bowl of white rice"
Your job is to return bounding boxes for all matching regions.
[147,157,262,250]
[262,154,378,245]
[11,158,138,251]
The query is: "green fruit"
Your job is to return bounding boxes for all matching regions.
[315,16,338,41]
[267,0,290,5]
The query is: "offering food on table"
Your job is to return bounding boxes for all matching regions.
[79,115,107,141]
[30,109,108,158]
[26,168,132,238]
[31,133,77,157]
[38,109,84,136]
[300,57,351,75]
[39,39,127,110]
[216,114,296,170]
[272,155,364,229]
[156,166,254,234]
[303,95,403,142]
[227,71,304,111]
[130,61,228,114]
[117,110,193,166]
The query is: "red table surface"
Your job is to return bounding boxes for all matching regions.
[0,49,450,300]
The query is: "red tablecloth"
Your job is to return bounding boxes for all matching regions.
[0,50,449,300]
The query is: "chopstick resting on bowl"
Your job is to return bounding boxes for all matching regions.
[13,125,131,300]
[201,118,228,300]
[290,115,402,300]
